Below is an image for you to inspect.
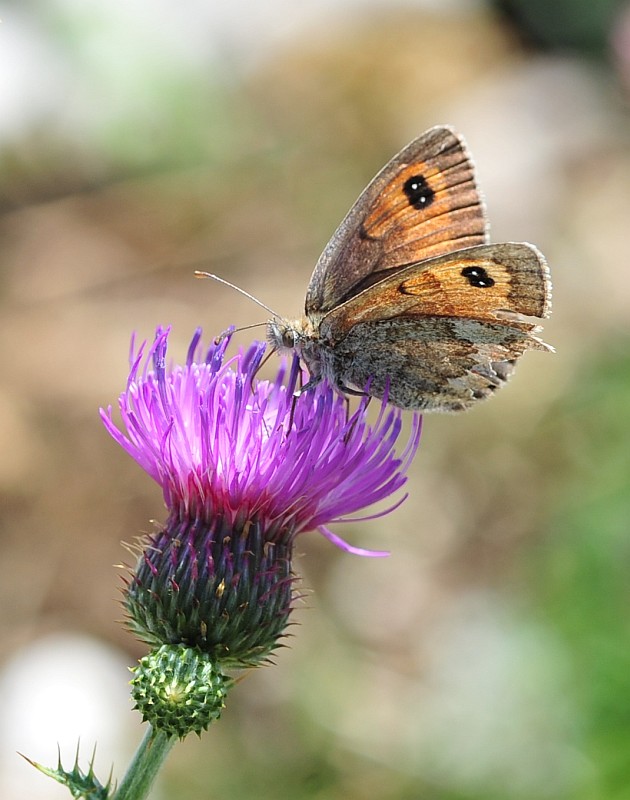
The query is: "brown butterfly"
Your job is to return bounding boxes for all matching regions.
[264,126,552,412]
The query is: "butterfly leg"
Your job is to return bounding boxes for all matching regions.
[287,392,298,432]
[286,372,321,432]
[293,373,322,398]
[337,383,369,398]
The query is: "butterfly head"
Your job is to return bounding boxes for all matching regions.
[267,317,311,357]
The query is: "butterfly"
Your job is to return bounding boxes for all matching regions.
[266,125,552,412]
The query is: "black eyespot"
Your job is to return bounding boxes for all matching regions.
[461,265,495,288]
[403,174,435,209]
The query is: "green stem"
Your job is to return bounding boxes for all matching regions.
[113,726,176,800]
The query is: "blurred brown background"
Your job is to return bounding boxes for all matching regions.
[1,1,630,798]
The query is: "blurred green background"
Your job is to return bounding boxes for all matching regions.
[1,1,629,798]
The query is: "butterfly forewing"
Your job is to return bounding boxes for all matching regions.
[320,243,551,344]
[305,126,488,316]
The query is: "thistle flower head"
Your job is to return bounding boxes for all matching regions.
[101,327,421,666]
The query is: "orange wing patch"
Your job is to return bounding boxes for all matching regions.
[321,243,551,343]
[361,153,485,265]
[399,257,514,318]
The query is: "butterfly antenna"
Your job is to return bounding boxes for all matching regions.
[194,271,279,317]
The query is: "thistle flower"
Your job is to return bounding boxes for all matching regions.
[101,327,421,672]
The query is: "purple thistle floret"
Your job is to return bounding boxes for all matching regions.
[101,326,421,666]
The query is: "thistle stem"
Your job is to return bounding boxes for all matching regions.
[113,726,175,800]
